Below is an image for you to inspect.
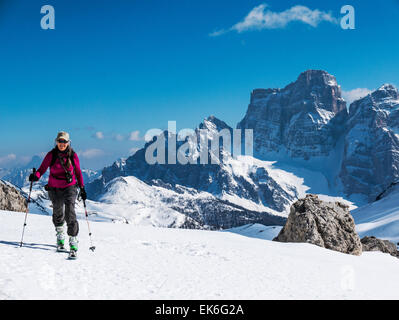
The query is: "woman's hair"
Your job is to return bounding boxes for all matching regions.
[66,146,73,168]
[54,145,73,168]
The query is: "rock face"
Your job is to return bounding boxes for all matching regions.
[361,236,399,258]
[273,194,362,256]
[0,180,28,212]
[237,70,348,160]
[237,70,399,204]
[340,84,399,201]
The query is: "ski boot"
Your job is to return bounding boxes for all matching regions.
[68,236,79,260]
[56,225,68,252]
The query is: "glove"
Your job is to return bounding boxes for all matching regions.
[79,187,87,201]
[29,173,39,182]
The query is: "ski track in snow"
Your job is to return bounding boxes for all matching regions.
[1,211,399,300]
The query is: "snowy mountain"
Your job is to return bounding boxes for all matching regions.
[14,70,397,236]
[86,116,315,228]
[96,175,286,228]
[87,70,399,230]
[1,210,399,299]
[237,70,399,206]
[340,84,399,202]
[2,156,45,188]
[235,70,350,204]
[237,70,348,160]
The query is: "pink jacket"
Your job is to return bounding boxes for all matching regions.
[35,149,85,189]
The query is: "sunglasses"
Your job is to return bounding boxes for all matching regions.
[57,139,69,144]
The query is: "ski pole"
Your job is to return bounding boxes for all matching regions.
[20,168,36,247]
[83,199,96,252]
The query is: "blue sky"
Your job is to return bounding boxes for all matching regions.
[0,0,398,170]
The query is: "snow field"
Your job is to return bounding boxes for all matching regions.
[1,211,399,300]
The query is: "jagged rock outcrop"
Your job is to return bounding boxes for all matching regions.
[237,70,348,160]
[273,194,362,255]
[361,236,399,258]
[340,84,399,201]
[0,180,28,212]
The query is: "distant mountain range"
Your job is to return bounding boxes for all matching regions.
[1,154,100,188]
[3,69,398,230]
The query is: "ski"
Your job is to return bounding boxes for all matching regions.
[68,250,78,260]
[56,245,69,253]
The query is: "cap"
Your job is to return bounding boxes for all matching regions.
[56,131,70,142]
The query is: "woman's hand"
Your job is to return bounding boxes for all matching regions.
[28,173,39,182]
[79,187,87,201]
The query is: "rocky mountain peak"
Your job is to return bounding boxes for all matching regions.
[349,83,399,116]
[373,83,399,101]
[284,69,346,114]
[296,69,338,86]
[238,70,347,160]
[199,115,232,132]
[341,83,399,202]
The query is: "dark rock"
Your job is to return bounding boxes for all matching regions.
[274,194,362,255]
[361,236,399,258]
[0,180,28,212]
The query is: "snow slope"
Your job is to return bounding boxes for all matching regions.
[353,185,399,243]
[1,210,399,300]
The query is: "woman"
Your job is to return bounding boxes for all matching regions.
[29,131,86,257]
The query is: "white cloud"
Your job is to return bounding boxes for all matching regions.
[129,130,141,141]
[19,156,34,166]
[93,131,104,140]
[0,154,16,166]
[78,149,105,159]
[210,3,338,36]
[342,88,372,104]
[113,134,125,141]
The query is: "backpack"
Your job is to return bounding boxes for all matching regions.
[49,147,76,170]
[49,148,77,183]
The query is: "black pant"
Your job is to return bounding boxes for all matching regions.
[48,184,79,237]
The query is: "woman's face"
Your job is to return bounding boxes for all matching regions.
[57,139,69,152]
